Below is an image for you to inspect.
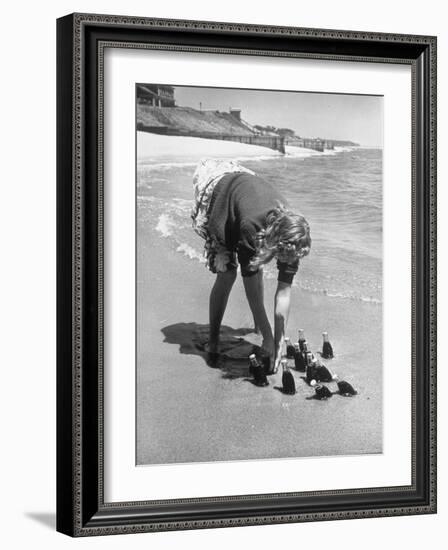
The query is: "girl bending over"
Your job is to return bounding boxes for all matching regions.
[191,158,311,373]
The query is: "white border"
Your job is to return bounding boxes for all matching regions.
[104,48,412,502]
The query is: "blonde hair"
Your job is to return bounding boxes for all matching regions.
[249,205,311,271]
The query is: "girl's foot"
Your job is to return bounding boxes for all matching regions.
[204,341,219,354]
[199,341,220,367]
[206,351,220,368]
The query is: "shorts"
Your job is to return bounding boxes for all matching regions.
[191,158,255,274]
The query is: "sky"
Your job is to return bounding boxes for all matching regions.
[171,85,383,147]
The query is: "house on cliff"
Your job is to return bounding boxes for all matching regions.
[137,84,176,107]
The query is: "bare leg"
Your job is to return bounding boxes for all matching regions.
[243,272,274,358]
[208,269,237,353]
[253,268,264,333]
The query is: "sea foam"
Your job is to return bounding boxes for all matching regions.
[176,243,206,263]
[155,213,174,237]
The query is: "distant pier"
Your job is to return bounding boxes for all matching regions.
[285,136,358,152]
[285,137,331,152]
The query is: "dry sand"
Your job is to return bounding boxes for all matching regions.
[137,223,382,465]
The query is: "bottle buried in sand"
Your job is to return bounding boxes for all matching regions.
[310,380,333,400]
[248,354,269,387]
[281,358,296,395]
[293,343,306,372]
[322,331,334,359]
[337,380,357,396]
[285,337,295,359]
[248,354,258,376]
[298,329,306,352]
[314,357,337,383]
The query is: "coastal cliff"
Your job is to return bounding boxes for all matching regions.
[136,85,358,153]
[137,104,287,153]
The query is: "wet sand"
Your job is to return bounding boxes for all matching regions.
[136,226,382,465]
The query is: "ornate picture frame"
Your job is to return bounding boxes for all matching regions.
[56,13,437,536]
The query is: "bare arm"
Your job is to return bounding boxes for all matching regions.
[274,281,292,370]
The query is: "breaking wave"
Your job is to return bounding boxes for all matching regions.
[138,147,382,307]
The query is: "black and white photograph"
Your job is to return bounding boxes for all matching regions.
[136,84,383,465]
[0,0,441,544]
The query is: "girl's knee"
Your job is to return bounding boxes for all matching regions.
[217,267,237,284]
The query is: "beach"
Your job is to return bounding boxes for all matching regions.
[136,132,383,465]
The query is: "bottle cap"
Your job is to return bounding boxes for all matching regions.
[310,379,317,387]
[298,329,305,339]
[322,331,329,342]
[249,353,256,360]
[285,337,290,343]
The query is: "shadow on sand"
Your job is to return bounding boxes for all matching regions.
[161,322,262,379]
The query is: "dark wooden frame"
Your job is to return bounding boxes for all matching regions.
[57,13,437,537]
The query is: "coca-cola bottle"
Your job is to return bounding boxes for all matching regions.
[293,343,306,372]
[314,357,336,382]
[310,381,333,400]
[298,329,306,352]
[301,340,309,357]
[322,331,334,359]
[284,337,295,359]
[248,353,258,376]
[248,353,269,387]
[305,352,316,385]
[281,358,296,395]
[337,380,357,396]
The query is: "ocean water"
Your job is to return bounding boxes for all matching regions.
[137,146,382,305]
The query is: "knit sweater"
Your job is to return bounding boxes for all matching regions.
[207,171,299,284]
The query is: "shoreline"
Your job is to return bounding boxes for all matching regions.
[137,131,364,167]
[136,136,382,465]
